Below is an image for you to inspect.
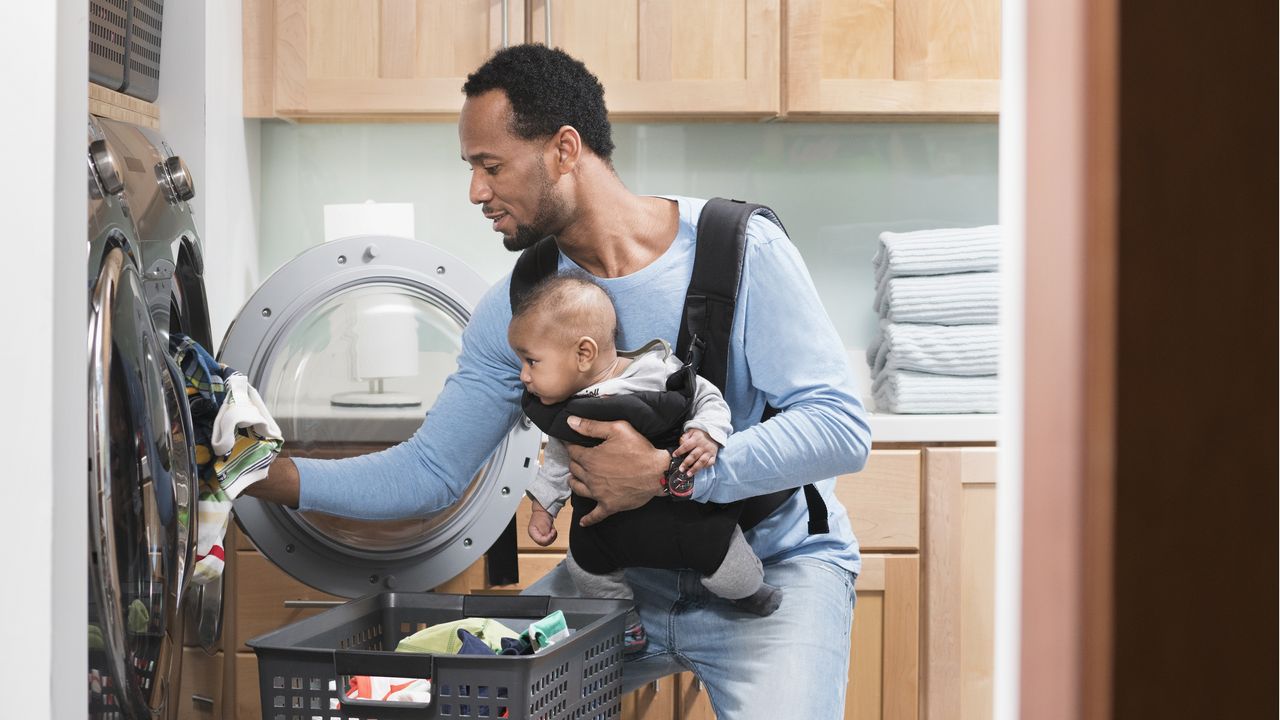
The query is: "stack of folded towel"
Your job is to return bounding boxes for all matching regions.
[867,226,1001,414]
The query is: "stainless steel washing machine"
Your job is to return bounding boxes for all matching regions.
[219,235,540,598]
[87,115,212,720]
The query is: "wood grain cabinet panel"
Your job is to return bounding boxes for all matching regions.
[921,447,996,720]
[527,0,780,117]
[837,448,922,552]
[232,550,346,651]
[784,0,1000,117]
[246,0,525,117]
[175,647,224,720]
[847,554,920,720]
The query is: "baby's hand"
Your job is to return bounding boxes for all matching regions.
[527,500,558,547]
[675,428,721,476]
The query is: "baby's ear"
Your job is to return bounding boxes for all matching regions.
[576,336,599,368]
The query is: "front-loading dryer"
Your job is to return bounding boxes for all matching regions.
[87,115,217,719]
[87,115,199,720]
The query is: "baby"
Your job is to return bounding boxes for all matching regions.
[507,274,783,654]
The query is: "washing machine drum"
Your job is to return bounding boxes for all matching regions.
[88,243,197,720]
[221,235,539,598]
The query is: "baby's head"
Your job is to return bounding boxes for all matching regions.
[508,273,619,404]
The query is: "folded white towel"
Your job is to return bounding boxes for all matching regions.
[874,272,1000,325]
[872,225,1001,283]
[872,370,999,414]
[867,321,1000,378]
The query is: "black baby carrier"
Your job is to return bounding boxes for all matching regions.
[510,198,828,576]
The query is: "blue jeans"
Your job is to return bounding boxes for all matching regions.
[524,556,857,719]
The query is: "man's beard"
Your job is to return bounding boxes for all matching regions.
[503,161,566,252]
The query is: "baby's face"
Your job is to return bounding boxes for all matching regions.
[508,319,586,405]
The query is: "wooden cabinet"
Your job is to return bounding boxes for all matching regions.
[526,0,779,118]
[784,0,1000,117]
[174,647,224,720]
[921,447,996,720]
[245,0,998,119]
[245,0,526,118]
[848,554,921,720]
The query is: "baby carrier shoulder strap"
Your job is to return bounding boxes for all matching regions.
[680,198,828,535]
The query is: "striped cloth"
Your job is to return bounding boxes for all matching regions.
[872,370,999,414]
[872,225,1001,283]
[874,271,1000,326]
[172,334,283,585]
[867,321,1000,378]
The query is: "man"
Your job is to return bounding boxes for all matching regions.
[246,44,870,717]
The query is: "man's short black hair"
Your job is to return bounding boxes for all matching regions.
[463,44,615,162]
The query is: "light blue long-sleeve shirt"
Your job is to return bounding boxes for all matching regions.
[297,196,871,575]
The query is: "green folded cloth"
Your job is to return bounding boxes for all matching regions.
[523,610,569,652]
[396,618,520,655]
[88,624,104,651]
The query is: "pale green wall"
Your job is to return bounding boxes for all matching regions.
[258,121,998,350]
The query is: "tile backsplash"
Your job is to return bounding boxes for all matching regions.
[258,120,998,351]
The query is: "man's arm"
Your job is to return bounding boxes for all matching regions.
[245,281,525,520]
[242,456,300,506]
[690,218,871,504]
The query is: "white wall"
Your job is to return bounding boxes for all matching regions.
[158,0,261,348]
[0,2,87,718]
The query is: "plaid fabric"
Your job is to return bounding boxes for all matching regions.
[171,334,283,584]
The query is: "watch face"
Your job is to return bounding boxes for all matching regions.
[667,469,695,497]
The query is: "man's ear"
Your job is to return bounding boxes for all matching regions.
[548,125,581,175]
[576,336,598,370]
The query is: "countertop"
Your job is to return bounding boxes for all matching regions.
[865,410,1000,443]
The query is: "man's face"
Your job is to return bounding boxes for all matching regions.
[459,91,567,252]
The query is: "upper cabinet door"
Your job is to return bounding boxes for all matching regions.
[784,0,1000,118]
[257,0,526,117]
[528,0,781,118]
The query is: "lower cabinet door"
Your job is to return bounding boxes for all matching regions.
[621,675,678,720]
[847,554,921,720]
[674,672,717,719]
[174,647,223,720]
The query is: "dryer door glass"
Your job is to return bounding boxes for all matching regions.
[222,236,538,598]
[259,283,482,553]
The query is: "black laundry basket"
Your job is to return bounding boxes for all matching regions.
[247,593,628,720]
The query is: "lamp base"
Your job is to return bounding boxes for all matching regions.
[330,391,423,408]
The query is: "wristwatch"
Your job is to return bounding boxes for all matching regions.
[661,449,695,500]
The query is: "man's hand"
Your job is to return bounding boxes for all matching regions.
[241,457,301,507]
[565,416,669,527]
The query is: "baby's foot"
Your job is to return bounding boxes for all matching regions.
[731,583,783,616]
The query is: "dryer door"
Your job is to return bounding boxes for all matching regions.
[221,235,539,598]
[88,245,197,720]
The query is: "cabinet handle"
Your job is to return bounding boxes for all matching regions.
[544,0,553,47]
[191,694,215,707]
[501,0,509,48]
[283,599,345,609]
[651,680,660,693]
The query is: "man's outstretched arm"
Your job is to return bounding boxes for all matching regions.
[242,457,300,507]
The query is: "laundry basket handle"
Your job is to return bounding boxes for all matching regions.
[463,593,551,618]
[333,649,436,719]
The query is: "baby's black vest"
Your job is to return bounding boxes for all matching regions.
[510,198,829,576]
[520,350,744,575]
